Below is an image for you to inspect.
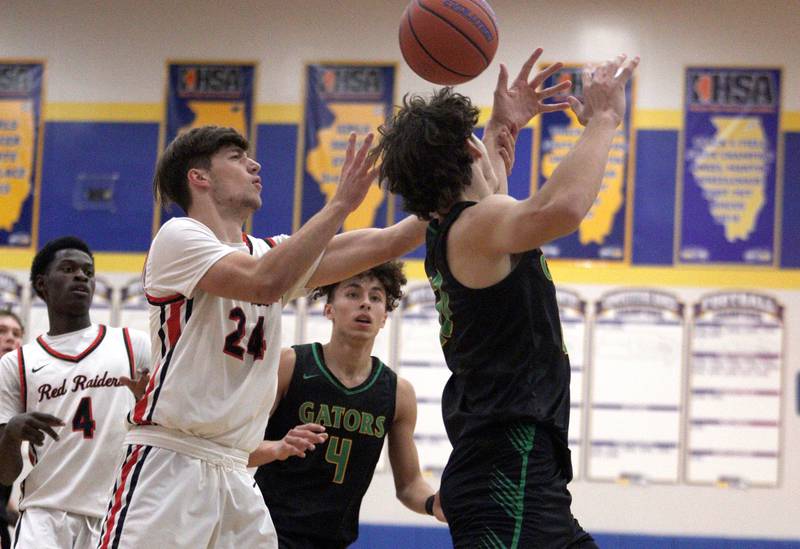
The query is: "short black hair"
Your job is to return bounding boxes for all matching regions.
[369,88,479,220]
[30,236,94,299]
[153,125,249,213]
[311,261,406,312]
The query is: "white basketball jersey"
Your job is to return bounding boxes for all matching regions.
[132,217,315,453]
[0,324,150,518]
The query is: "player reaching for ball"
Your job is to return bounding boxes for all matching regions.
[370,49,639,548]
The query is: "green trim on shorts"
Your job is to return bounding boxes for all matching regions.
[481,423,537,549]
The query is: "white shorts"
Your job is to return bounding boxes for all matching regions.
[96,427,276,549]
[13,507,100,549]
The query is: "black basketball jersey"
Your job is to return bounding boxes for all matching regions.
[425,201,572,460]
[255,343,397,546]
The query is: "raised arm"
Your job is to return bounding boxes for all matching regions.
[197,133,378,304]
[466,54,639,256]
[483,48,572,195]
[388,378,445,522]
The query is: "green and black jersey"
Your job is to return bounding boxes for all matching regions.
[255,343,397,546]
[425,201,572,472]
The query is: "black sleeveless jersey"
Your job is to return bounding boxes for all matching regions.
[255,343,397,546]
[425,201,572,454]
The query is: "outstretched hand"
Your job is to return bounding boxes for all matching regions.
[567,54,640,127]
[332,132,379,214]
[120,370,151,401]
[490,47,572,132]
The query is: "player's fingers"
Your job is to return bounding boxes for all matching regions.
[495,63,509,93]
[531,61,563,89]
[567,96,583,113]
[30,412,64,426]
[614,55,640,84]
[517,48,542,83]
[29,419,60,441]
[22,426,46,445]
[539,101,571,113]
[499,149,512,175]
[538,79,571,99]
[353,133,375,167]
[297,423,326,433]
[342,132,357,170]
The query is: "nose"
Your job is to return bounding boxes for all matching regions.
[248,158,261,173]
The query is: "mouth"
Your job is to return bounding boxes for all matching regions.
[70,285,91,296]
[252,178,262,191]
[355,314,372,325]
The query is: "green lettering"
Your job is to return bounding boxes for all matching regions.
[359,412,375,436]
[331,405,346,429]
[325,436,352,484]
[299,401,315,424]
[315,403,332,427]
[343,409,360,432]
[430,271,453,346]
[374,415,386,438]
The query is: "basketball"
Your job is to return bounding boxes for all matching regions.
[399,0,499,85]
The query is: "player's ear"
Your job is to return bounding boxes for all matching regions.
[187,167,211,191]
[34,274,48,303]
[324,303,334,320]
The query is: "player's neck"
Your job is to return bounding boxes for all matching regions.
[47,312,91,337]
[321,335,374,386]
[188,203,248,243]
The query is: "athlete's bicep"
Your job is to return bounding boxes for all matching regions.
[195,251,263,302]
[469,194,578,256]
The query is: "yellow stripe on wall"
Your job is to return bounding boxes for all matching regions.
[404,259,800,289]
[45,103,161,122]
[1,252,796,287]
[41,103,800,132]
[255,104,302,124]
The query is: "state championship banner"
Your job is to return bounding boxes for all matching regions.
[0,61,44,248]
[155,61,256,229]
[677,67,781,266]
[536,63,635,261]
[296,63,395,231]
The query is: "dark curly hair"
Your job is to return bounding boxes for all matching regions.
[369,88,479,220]
[30,236,94,299]
[154,125,249,213]
[311,261,406,312]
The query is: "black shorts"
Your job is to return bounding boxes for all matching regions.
[276,529,349,549]
[440,423,596,549]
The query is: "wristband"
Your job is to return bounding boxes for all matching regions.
[425,494,435,516]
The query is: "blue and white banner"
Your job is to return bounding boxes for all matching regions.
[0,61,44,248]
[297,63,395,232]
[677,67,781,265]
[157,62,256,227]
[537,63,635,261]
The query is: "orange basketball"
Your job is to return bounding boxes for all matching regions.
[399,0,499,85]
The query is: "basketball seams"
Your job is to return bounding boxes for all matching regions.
[415,0,491,64]
[404,5,475,79]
